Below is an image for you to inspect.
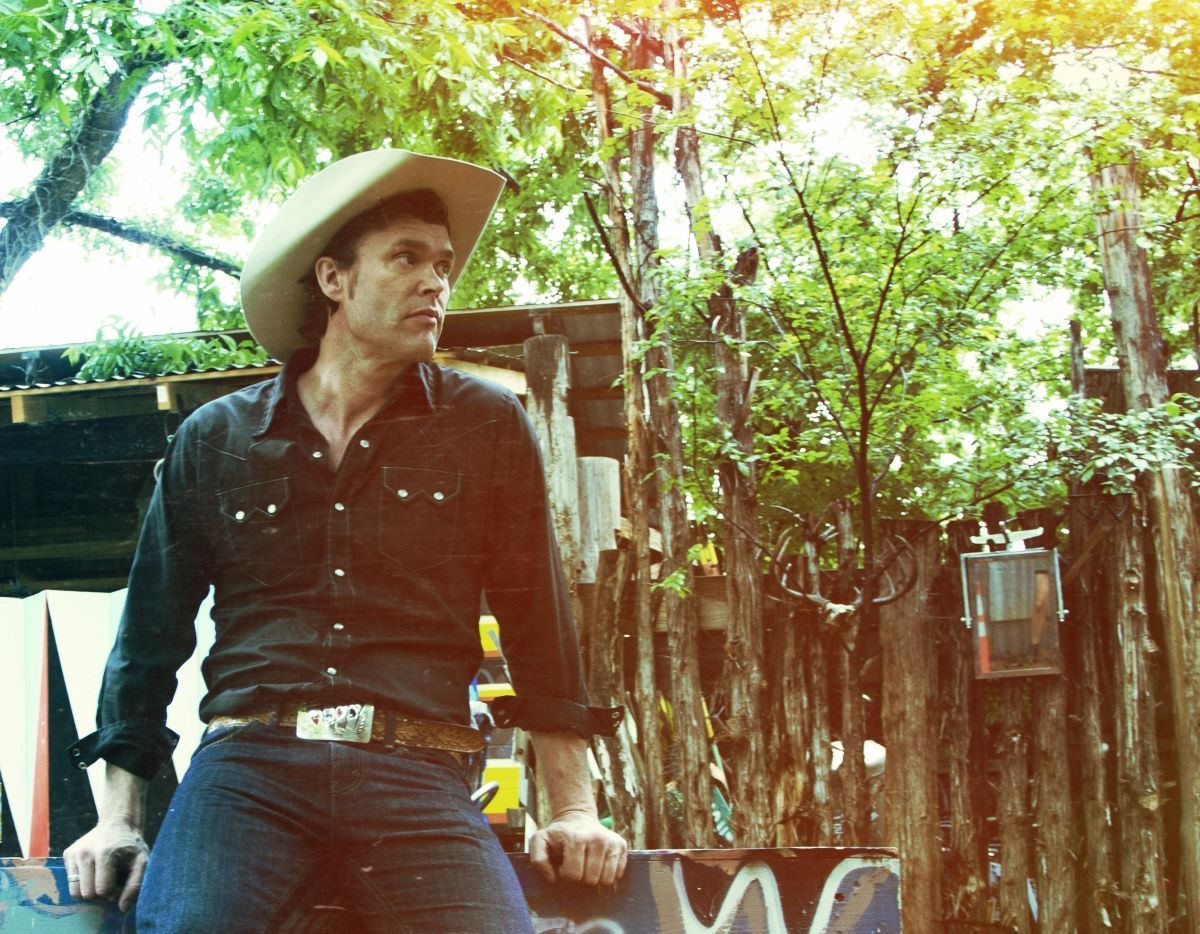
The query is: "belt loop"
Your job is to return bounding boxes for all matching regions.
[383,709,395,750]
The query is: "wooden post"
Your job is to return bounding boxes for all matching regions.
[880,521,940,930]
[523,333,582,584]
[1093,158,1200,923]
[577,457,621,585]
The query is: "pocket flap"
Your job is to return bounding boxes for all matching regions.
[218,477,291,523]
[382,466,462,505]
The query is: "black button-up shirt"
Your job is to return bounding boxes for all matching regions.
[73,351,591,779]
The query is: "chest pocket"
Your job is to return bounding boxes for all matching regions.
[217,477,300,586]
[379,466,463,572]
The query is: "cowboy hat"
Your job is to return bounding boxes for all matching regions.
[240,149,506,361]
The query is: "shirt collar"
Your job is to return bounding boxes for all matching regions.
[253,348,437,438]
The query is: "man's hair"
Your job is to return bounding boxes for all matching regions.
[299,188,451,343]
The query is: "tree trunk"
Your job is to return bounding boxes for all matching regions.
[1067,321,1120,932]
[880,521,940,930]
[940,592,989,925]
[770,607,808,846]
[662,4,766,847]
[584,548,646,846]
[807,624,835,844]
[838,623,868,843]
[586,36,669,847]
[996,681,1033,933]
[1032,672,1077,932]
[1111,494,1168,932]
[1,56,156,290]
[1093,158,1200,924]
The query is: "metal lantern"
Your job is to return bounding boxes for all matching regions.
[960,545,1065,679]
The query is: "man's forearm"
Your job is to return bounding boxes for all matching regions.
[530,730,598,818]
[99,763,148,829]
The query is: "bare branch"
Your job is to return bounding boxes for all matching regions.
[519,7,673,107]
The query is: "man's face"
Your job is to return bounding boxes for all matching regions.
[315,215,454,366]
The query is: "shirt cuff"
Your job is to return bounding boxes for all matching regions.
[487,695,624,738]
[68,719,180,781]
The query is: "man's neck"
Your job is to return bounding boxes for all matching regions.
[296,341,417,468]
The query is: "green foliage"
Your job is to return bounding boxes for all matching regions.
[63,319,268,380]
[1055,394,1200,493]
[6,0,1200,536]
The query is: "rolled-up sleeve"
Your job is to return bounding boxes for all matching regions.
[68,420,211,780]
[482,396,621,738]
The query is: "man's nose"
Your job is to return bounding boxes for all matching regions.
[418,264,449,296]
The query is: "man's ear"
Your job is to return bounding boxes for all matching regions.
[313,256,345,303]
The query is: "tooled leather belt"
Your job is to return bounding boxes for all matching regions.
[208,703,485,754]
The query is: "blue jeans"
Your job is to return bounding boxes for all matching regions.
[136,722,533,933]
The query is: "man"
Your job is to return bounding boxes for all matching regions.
[64,149,627,932]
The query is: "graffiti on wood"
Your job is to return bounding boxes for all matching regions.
[1,849,899,933]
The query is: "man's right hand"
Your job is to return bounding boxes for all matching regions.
[64,818,149,913]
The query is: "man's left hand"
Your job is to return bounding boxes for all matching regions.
[529,809,628,886]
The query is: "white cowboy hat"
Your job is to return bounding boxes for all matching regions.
[240,149,506,361]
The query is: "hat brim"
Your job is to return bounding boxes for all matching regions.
[240,149,506,361]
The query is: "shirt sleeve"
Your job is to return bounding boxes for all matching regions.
[481,395,622,738]
[68,417,212,780]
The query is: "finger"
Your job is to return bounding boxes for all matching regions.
[556,835,587,883]
[63,851,81,901]
[117,851,148,914]
[76,852,97,901]
[596,847,622,887]
[615,845,629,881]
[93,850,118,901]
[528,831,557,883]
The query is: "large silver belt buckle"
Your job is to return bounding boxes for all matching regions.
[296,704,375,743]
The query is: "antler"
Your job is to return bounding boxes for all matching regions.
[770,520,919,614]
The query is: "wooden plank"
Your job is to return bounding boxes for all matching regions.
[432,353,526,395]
[0,849,900,932]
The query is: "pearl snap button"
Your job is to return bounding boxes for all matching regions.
[312,451,323,459]
[397,489,409,498]
[433,491,445,502]
[267,504,277,515]
[326,667,338,676]
[234,510,246,521]
[334,568,346,577]
[334,502,345,511]
[333,623,345,631]
[359,439,371,448]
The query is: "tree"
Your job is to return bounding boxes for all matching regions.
[0,0,613,319]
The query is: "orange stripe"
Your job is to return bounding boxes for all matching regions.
[29,603,50,857]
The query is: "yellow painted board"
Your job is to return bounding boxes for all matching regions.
[479,615,502,656]
[482,758,523,818]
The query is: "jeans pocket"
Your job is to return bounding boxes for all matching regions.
[218,477,300,586]
[378,466,462,572]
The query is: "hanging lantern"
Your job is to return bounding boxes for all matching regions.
[960,534,1065,679]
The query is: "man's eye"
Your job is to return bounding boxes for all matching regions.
[393,253,414,265]
[436,263,452,277]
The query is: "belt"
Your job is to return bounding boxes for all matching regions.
[208,704,485,755]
